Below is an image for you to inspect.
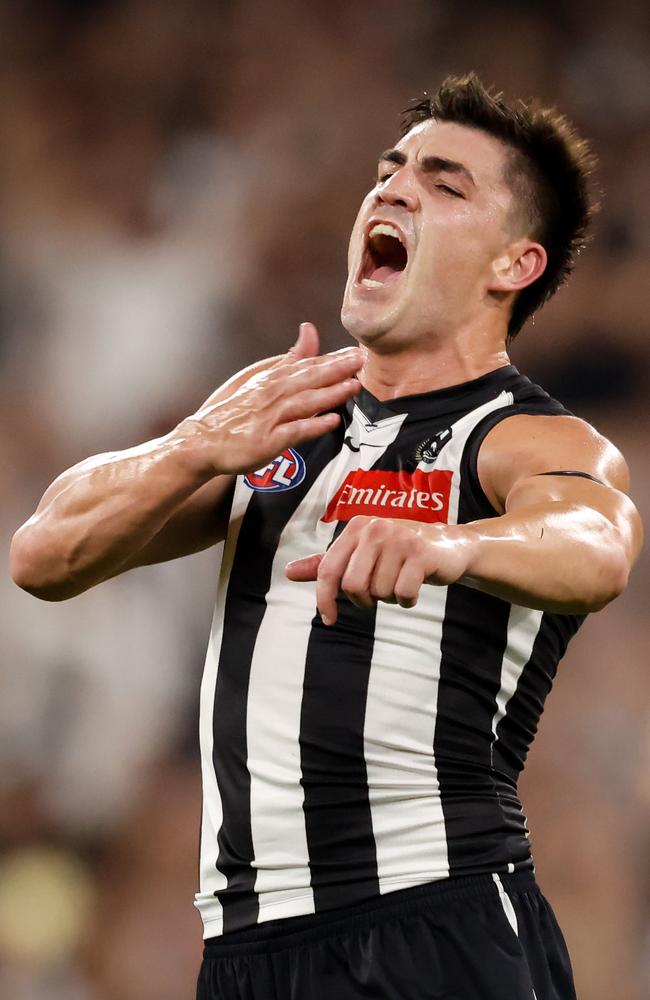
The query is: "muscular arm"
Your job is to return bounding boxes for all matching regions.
[287,413,643,622]
[10,325,363,601]
[10,439,234,601]
[451,415,643,612]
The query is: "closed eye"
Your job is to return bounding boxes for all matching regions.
[436,183,464,198]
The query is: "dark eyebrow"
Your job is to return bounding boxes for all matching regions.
[421,155,476,187]
[378,149,476,187]
[379,149,407,167]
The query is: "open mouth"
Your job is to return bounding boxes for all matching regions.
[358,223,408,288]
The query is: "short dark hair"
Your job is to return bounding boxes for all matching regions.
[401,73,598,340]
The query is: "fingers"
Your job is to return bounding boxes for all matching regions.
[393,560,426,608]
[269,346,363,394]
[285,553,323,582]
[277,378,361,424]
[369,547,408,603]
[286,520,463,622]
[289,322,320,360]
[185,328,365,479]
[200,325,355,412]
[315,530,360,625]
[340,537,382,610]
[290,519,430,625]
[269,412,342,454]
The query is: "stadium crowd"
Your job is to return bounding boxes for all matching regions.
[1,1,649,997]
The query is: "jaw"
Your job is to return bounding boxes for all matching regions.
[342,261,407,344]
[341,279,411,346]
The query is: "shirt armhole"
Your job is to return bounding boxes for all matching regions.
[458,402,570,524]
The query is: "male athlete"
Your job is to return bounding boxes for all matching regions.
[11,75,643,999]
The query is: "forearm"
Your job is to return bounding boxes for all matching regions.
[444,502,632,613]
[10,427,213,600]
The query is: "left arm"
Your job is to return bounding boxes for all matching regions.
[286,414,644,623]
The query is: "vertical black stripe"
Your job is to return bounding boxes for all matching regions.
[492,611,584,780]
[299,417,413,912]
[434,422,527,875]
[299,562,380,910]
[212,430,344,933]
[434,584,514,872]
[435,394,585,875]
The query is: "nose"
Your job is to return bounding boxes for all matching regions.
[375,169,418,212]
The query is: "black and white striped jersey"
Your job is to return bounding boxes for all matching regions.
[194,364,584,937]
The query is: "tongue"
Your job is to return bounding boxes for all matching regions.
[370,264,402,284]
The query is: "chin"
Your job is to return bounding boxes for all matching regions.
[343,309,424,358]
[341,312,390,346]
[341,293,399,344]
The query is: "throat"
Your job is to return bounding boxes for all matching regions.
[357,343,512,401]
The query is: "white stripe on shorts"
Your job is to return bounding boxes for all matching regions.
[492,875,538,999]
[492,872,519,935]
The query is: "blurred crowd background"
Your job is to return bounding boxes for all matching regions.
[1,1,649,998]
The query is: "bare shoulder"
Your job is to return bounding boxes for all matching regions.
[477,412,630,512]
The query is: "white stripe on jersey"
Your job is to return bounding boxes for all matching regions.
[365,589,450,888]
[491,604,544,754]
[444,390,514,527]
[195,487,253,926]
[245,473,340,920]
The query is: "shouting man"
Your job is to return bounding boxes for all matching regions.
[11,75,643,999]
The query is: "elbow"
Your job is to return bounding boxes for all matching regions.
[9,527,39,592]
[587,542,631,612]
[9,527,78,602]
[611,550,632,601]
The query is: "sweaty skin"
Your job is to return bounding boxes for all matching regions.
[10,120,643,614]
[287,119,642,619]
[285,416,642,623]
[9,325,363,600]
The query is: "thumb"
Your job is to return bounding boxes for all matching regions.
[285,553,323,582]
[289,322,320,361]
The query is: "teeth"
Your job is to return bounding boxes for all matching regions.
[361,277,384,288]
[369,223,403,244]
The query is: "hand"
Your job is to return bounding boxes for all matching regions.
[286,516,473,624]
[176,323,364,477]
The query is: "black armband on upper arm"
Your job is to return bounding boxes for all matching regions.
[537,470,606,486]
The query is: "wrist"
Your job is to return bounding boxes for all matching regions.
[165,419,221,485]
[449,523,482,576]
[421,522,480,583]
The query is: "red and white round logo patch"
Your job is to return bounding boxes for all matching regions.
[244,448,306,493]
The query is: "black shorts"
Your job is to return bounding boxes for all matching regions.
[196,870,576,999]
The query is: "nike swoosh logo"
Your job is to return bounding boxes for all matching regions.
[343,435,384,452]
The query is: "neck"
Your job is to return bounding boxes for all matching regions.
[357,329,511,401]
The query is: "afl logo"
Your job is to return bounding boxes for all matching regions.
[244,448,306,492]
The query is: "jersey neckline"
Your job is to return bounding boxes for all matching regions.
[349,364,525,423]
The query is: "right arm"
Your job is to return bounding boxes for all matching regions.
[10,325,363,601]
[9,435,234,601]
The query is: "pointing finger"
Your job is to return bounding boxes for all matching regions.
[315,530,360,625]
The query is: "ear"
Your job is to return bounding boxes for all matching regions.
[488,241,547,294]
